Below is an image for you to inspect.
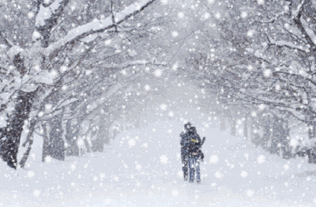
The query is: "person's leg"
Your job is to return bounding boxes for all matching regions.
[195,157,201,183]
[189,157,195,182]
[182,156,189,181]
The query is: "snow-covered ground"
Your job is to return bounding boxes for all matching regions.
[1,112,316,207]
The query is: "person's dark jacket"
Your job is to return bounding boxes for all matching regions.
[180,127,204,160]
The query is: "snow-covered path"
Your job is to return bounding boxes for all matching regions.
[1,118,316,207]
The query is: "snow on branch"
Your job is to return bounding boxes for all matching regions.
[0,31,14,48]
[301,18,316,45]
[291,0,316,48]
[292,0,305,19]
[34,0,70,46]
[35,0,66,27]
[267,36,309,52]
[102,60,166,69]
[44,0,156,54]
[260,11,287,23]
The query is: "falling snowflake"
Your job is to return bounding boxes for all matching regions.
[160,155,168,164]
[214,171,223,179]
[240,171,248,178]
[104,198,111,205]
[257,0,264,5]
[168,111,174,117]
[32,30,41,41]
[172,31,178,37]
[136,164,142,171]
[45,156,52,163]
[100,173,105,179]
[144,84,151,91]
[257,155,265,164]
[247,190,254,197]
[160,104,167,111]
[177,170,183,178]
[28,12,35,19]
[210,155,219,164]
[62,85,68,91]
[258,104,265,111]
[161,0,168,4]
[77,139,84,146]
[263,69,272,77]
[215,13,221,19]
[204,13,210,19]
[60,65,68,73]
[290,139,298,147]
[172,190,179,196]
[178,12,184,18]
[172,63,178,71]
[27,170,35,178]
[0,116,6,127]
[247,30,254,37]
[33,189,41,197]
[105,39,111,45]
[51,70,58,77]
[128,139,136,148]
[154,69,163,77]
[70,163,76,171]
[241,11,247,18]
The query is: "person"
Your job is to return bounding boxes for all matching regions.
[180,122,192,181]
[180,122,205,183]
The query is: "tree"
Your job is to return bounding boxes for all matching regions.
[0,0,157,169]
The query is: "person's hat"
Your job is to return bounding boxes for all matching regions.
[184,122,192,130]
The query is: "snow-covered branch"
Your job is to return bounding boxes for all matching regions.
[34,0,70,46]
[267,37,309,53]
[291,0,316,49]
[292,0,305,19]
[260,11,287,23]
[44,0,156,54]
[102,60,166,69]
[301,18,316,45]
[0,31,13,48]
[35,0,68,27]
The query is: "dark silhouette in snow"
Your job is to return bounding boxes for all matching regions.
[180,122,205,183]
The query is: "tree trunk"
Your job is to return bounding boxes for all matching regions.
[65,120,79,156]
[1,90,37,169]
[47,112,65,161]
[19,119,37,168]
[93,113,107,152]
[220,117,226,131]
[104,128,110,145]
[250,117,260,147]
[270,115,282,156]
[307,120,316,163]
[281,117,293,159]
[84,138,91,153]
[305,107,316,164]
[42,123,49,162]
[262,115,272,150]
[243,117,248,140]
[230,118,236,136]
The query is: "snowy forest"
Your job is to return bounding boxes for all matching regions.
[2,0,316,206]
